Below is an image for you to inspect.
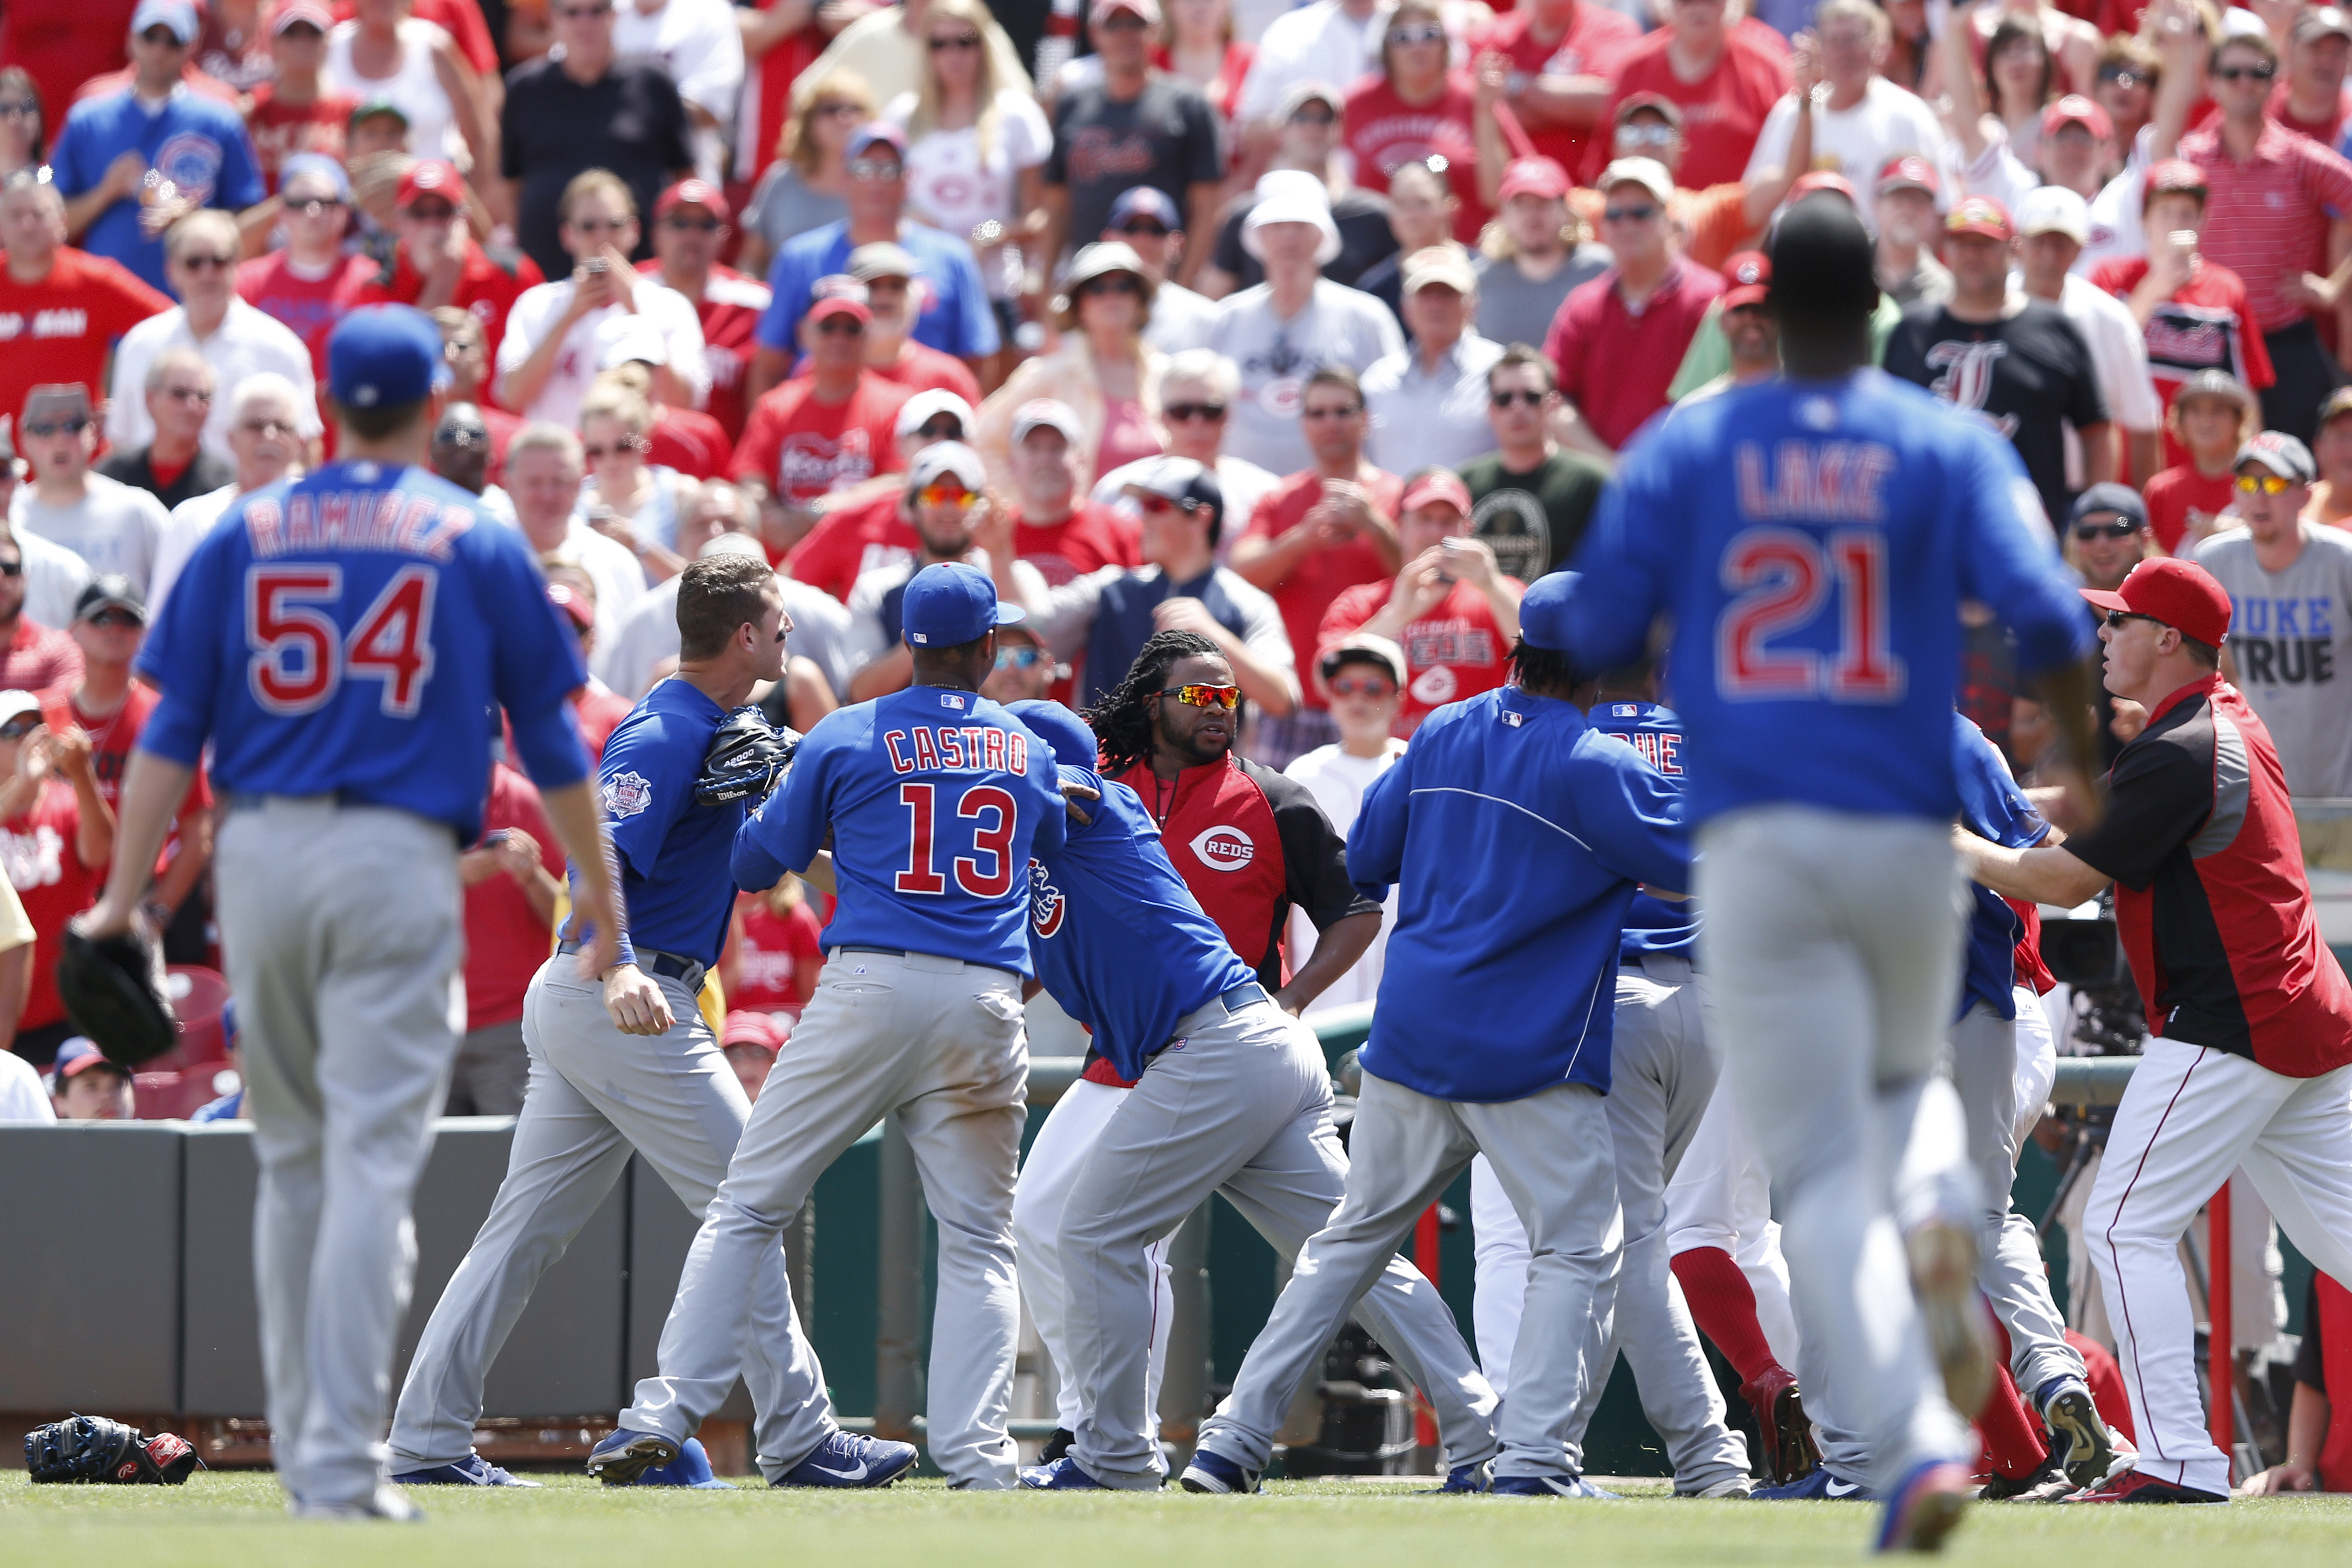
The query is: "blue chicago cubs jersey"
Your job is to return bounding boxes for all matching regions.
[1348,685,1690,1102]
[1026,770,1257,1082]
[1953,712,2049,1023]
[737,685,1065,975]
[567,682,746,969]
[1589,700,1699,962]
[1563,371,2093,826]
[138,461,589,841]
[49,88,266,293]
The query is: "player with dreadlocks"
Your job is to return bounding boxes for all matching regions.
[1009,628,1390,1464]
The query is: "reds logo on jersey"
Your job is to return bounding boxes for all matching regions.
[1922,340,2021,439]
[1027,858,1066,936]
[1189,825,1254,870]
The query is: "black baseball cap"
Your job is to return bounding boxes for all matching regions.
[75,574,147,624]
[2067,482,2148,530]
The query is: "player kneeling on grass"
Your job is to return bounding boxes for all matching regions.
[389,553,879,1491]
[73,304,627,1520]
[1183,573,1685,1500]
[1007,700,1501,1493]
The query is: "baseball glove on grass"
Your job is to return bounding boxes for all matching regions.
[697,706,802,807]
[25,1415,200,1484]
[58,921,178,1068]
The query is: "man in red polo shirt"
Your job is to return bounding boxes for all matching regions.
[638,177,770,444]
[1469,0,1639,180]
[1316,469,1521,733]
[351,160,544,388]
[2170,27,2352,444]
[1231,364,1406,768]
[731,276,911,559]
[1959,555,2352,1504]
[0,174,170,432]
[1585,0,1788,189]
[1544,157,1724,457]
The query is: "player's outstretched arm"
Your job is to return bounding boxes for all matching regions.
[539,780,626,983]
[80,748,198,941]
[2025,658,2107,832]
[1952,826,2109,910]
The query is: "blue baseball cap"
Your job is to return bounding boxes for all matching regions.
[901,562,1023,649]
[1106,186,1182,233]
[131,0,200,42]
[1006,700,1098,770]
[278,152,353,203]
[54,1036,125,1080]
[327,305,452,410]
[1516,570,1580,654]
[627,1438,734,1489]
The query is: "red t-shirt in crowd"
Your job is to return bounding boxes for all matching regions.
[0,247,173,427]
[1469,4,1640,179]
[40,683,210,876]
[2268,80,2352,146]
[4,777,102,1031]
[1587,28,1791,189]
[787,492,920,601]
[575,687,635,765]
[2088,255,2275,471]
[1317,575,1522,731]
[2178,117,2352,333]
[462,764,560,1032]
[737,0,830,188]
[0,618,82,696]
[237,251,380,372]
[731,890,825,1012]
[792,339,985,405]
[1012,502,1143,586]
[2140,464,2235,555]
[1239,469,1405,709]
[1341,70,1490,243]
[0,0,138,125]
[650,402,733,480]
[1545,260,1725,450]
[638,260,771,442]
[733,374,911,508]
[244,87,357,193]
[351,242,545,386]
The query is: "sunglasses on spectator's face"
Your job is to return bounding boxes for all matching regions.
[848,159,903,182]
[2103,609,2163,629]
[0,556,22,576]
[241,417,300,438]
[2236,471,2293,493]
[2214,61,2275,82]
[23,418,88,438]
[0,99,38,117]
[1388,22,1446,44]
[916,418,963,441]
[994,644,1044,670]
[177,251,236,272]
[929,31,982,50]
[2098,65,2146,88]
[1327,675,1395,698]
[816,316,865,336]
[136,26,187,47]
[918,481,976,509]
[1165,401,1226,423]
[1604,203,1660,224]
[1117,219,1170,237]
[1289,105,1336,126]
[663,214,720,232]
[88,610,142,629]
[1302,402,1361,421]
[2073,517,2143,540]
[1491,388,1545,408]
[406,200,458,222]
[289,195,344,217]
[569,216,628,235]
[1079,275,1140,298]
[0,717,37,740]
[1157,682,1241,710]
[1616,122,1675,149]
[816,101,864,119]
[162,385,211,404]
[556,3,613,19]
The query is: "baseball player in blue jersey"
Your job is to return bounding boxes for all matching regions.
[1560,195,2099,1550]
[1466,687,1751,1499]
[592,562,1066,1491]
[1184,574,1688,1499]
[75,305,625,1520]
[388,554,905,1491]
[1003,700,1500,1494]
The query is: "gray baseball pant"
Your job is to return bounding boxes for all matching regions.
[1473,956,1748,1492]
[1696,805,1979,1490]
[388,960,834,1479]
[216,799,464,1513]
[623,949,1030,1488]
[1058,989,1501,1488]
[1948,999,2085,1397]
[1198,1065,1620,1482]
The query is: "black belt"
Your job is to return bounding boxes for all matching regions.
[558,939,707,991]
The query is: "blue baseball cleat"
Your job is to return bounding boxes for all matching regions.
[630,1438,736,1488]
[1019,1456,1114,1490]
[390,1453,540,1487]
[1489,1474,1619,1498]
[1435,1458,1492,1494]
[1754,1466,1872,1501]
[586,1428,679,1485]
[773,1430,920,1488]
[1177,1448,1259,1494]
[1875,1459,1972,1552]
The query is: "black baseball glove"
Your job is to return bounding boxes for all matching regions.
[57,920,178,1068]
[25,1415,201,1484]
[697,706,802,807]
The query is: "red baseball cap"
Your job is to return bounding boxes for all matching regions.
[2080,557,2232,647]
[655,177,731,224]
[1945,195,2013,240]
[806,274,872,324]
[2143,158,2209,202]
[1788,170,1859,209]
[721,1010,783,1053]
[546,583,593,634]
[398,159,462,210]
[1875,154,1939,199]
[2042,94,2115,142]
[1399,470,1471,516]
[1498,156,1571,203]
[1720,250,1771,309]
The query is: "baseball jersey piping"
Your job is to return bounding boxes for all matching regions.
[1407,786,1592,851]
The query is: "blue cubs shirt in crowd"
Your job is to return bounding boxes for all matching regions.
[1589,700,1699,962]
[1562,371,2093,826]
[759,222,1001,361]
[1953,712,2049,1023]
[566,682,746,970]
[137,460,590,840]
[1024,767,1257,1083]
[737,684,1064,975]
[49,87,267,293]
[1347,685,1691,1102]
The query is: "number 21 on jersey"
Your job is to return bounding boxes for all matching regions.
[247,564,440,716]
[1715,527,1905,703]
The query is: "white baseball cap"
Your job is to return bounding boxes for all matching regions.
[2015,183,2091,245]
[1013,399,1083,446]
[0,690,42,726]
[897,388,975,439]
[1242,169,1342,265]
[908,441,987,492]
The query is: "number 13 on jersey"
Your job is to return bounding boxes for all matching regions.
[1715,526,1905,703]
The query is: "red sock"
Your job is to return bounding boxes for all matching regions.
[1978,1365,2048,1479]
[1671,1245,1785,1386]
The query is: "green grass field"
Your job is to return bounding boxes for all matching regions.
[7,1472,2351,1566]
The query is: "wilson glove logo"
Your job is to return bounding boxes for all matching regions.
[1189,825,1255,871]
